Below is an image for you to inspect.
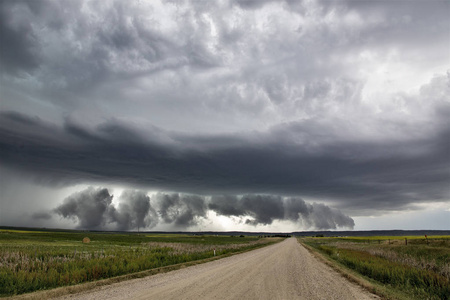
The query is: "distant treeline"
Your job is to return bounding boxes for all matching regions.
[258,234,292,238]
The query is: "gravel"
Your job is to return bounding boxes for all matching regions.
[58,238,378,300]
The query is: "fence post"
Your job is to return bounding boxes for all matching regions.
[405,238,407,245]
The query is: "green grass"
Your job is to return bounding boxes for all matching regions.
[0,230,279,297]
[300,236,450,300]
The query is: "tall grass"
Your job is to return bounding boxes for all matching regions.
[0,230,277,297]
[302,236,450,300]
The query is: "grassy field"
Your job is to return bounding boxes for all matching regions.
[300,235,450,300]
[0,229,280,297]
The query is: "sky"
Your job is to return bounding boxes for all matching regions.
[0,0,449,232]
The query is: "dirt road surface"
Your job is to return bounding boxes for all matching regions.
[58,238,377,300]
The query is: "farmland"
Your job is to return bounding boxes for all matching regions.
[53,238,377,300]
[0,229,279,297]
[300,235,450,300]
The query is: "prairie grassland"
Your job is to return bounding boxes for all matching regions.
[300,236,450,300]
[0,229,278,297]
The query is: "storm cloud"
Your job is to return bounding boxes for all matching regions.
[0,0,40,75]
[108,190,158,231]
[153,193,208,227]
[53,187,159,230]
[52,188,353,230]
[31,211,52,221]
[1,107,449,215]
[54,187,114,229]
[1,0,449,230]
[209,195,354,229]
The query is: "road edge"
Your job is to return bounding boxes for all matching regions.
[6,238,284,300]
[297,238,409,300]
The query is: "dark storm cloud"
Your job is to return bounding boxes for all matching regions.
[51,188,352,230]
[209,195,285,225]
[153,193,208,227]
[1,104,449,214]
[208,195,242,216]
[54,187,113,229]
[0,1,40,75]
[240,195,285,225]
[0,0,449,229]
[232,0,275,10]
[31,211,52,220]
[108,190,158,231]
[209,195,354,229]
[53,187,158,230]
[304,202,355,230]
[1,0,447,125]
[0,0,196,105]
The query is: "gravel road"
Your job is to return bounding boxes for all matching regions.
[58,238,377,300]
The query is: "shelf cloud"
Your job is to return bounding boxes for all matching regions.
[209,195,354,229]
[52,187,354,230]
[1,0,449,230]
[1,108,448,215]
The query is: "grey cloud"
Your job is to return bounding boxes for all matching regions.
[154,193,208,227]
[241,195,284,225]
[53,189,206,230]
[0,110,44,127]
[0,0,185,107]
[53,187,158,231]
[108,190,158,231]
[0,0,449,228]
[209,194,285,226]
[2,0,447,134]
[31,211,52,220]
[1,103,449,215]
[232,0,276,10]
[208,195,242,216]
[305,0,449,49]
[284,197,309,221]
[290,199,355,229]
[54,187,113,230]
[209,195,354,229]
[0,1,40,75]
[50,188,352,230]
[30,0,211,89]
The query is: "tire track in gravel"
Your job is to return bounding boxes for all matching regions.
[58,238,378,300]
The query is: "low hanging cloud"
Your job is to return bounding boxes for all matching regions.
[52,187,353,230]
[54,187,114,229]
[209,195,354,229]
[108,190,158,231]
[153,193,208,227]
[0,0,449,232]
[53,187,158,230]
[31,211,53,220]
